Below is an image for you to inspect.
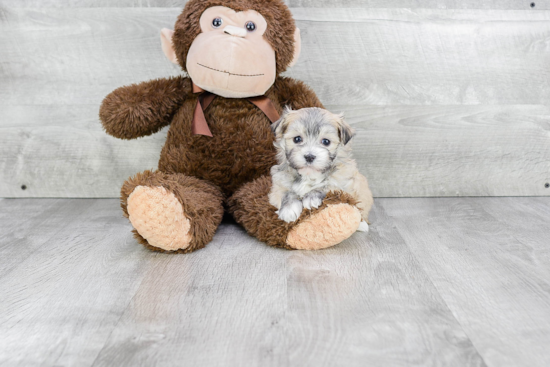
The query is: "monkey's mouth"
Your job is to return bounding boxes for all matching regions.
[197,63,264,77]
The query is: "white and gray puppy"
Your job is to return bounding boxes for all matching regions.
[269,107,373,231]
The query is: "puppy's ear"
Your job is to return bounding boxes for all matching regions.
[335,113,355,145]
[271,106,293,139]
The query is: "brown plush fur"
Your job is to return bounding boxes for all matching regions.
[101,76,323,197]
[99,0,357,253]
[121,170,224,253]
[100,77,190,140]
[228,176,359,248]
[173,0,297,74]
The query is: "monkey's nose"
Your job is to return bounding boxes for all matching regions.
[224,25,247,38]
[304,154,316,163]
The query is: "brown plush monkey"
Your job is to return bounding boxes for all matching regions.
[99,0,363,253]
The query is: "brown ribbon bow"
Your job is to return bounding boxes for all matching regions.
[192,83,280,137]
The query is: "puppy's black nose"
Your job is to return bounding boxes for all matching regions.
[304,154,316,163]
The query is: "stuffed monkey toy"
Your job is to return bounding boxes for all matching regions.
[99,0,363,253]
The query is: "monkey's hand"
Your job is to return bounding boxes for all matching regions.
[302,190,326,210]
[276,192,303,223]
[99,76,190,140]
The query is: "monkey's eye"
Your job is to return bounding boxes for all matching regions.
[293,136,303,144]
[245,21,256,32]
[321,139,331,146]
[212,18,223,28]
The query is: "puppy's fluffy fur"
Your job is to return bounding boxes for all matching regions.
[269,107,373,231]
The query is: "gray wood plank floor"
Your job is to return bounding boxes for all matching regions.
[0,197,549,366]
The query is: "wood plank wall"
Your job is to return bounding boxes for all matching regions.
[1,1,549,198]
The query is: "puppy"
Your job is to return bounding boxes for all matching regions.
[269,107,373,231]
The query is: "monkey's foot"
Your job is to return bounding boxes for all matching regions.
[286,203,361,250]
[127,186,191,251]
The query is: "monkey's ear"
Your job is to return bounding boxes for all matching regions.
[161,28,179,65]
[335,113,355,145]
[288,28,301,68]
[271,107,293,138]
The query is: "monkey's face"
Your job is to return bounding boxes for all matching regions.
[186,6,276,98]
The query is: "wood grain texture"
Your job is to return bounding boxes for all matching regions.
[2,8,550,106]
[0,105,165,198]
[90,223,291,367]
[0,198,65,276]
[468,197,550,280]
[0,0,189,7]
[0,8,181,106]
[282,205,485,366]
[288,0,550,9]
[93,206,486,367]
[1,6,550,197]
[2,104,548,197]
[380,197,550,367]
[0,198,491,366]
[2,0,549,9]
[343,105,550,197]
[288,8,550,106]
[0,199,151,367]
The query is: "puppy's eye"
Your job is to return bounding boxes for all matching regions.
[321,139,331,146]
[293,136,303,144]
[212,18,223,28]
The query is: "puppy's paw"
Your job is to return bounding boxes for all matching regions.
[302,191,326,210]
[277,200,303,223]
[357,221,369,232]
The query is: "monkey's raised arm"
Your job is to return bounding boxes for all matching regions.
[273,77,325,110]
[99,76,190,140]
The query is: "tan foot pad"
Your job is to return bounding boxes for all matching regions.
[287,204,361,250]
[127,186,191,251]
